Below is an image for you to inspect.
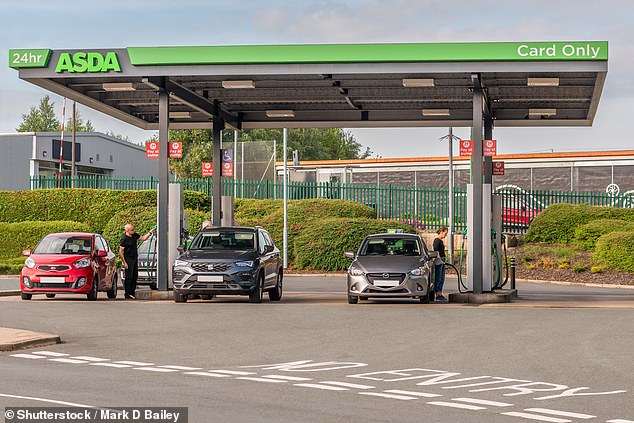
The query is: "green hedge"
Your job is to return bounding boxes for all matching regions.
[595,231,634,273]
[573,219,634,250]
[293,218,416,271]
[525,203,634,244]
[0,220,91,260]
[0,189,210,233]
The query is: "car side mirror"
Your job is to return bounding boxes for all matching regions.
[96,250,108,257]
[177,245,185,254]
[344,251,355,259]
[22,250,31,256]
[264,245,274,254]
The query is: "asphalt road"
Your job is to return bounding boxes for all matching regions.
[1,276,633,423]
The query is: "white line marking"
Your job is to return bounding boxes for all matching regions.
[71,356,110,362]
[48,358,89,364]
[294,383,349,391]
[261,375,312,381]
[359,392,417,400]
[320,381,375,390]
[237,377,288,383]
[184,372,231,378]
[524,409,596,419]
[209,370,257,375]
[501,412,571,423]
[0,393,95,408]
[427,401,486,411]
[31,351,69,357]
[384,390,442,398]
[134,367,179,373]
[113,361,154,366]
[607,420,634,423]
[157,365,202,371]
[10,354,46,359]
[89,363,132,368]
[453,397,514,407]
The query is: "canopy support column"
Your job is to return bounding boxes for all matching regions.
[157,81,170,291]
[212,118,225,226]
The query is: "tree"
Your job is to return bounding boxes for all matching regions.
[16,95,60,132]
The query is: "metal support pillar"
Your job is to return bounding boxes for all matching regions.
[483,105,494,185]
[448,127,454,265]
[212,118,224,226]
[468,81,484,294]
[157,86,170,291]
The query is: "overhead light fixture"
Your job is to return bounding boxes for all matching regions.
[422,109,450,117]
[169,111,191,119]
[102,82,136,91]
[402,78,434,87]
[222,80,255,89]
[266,110,295,118]
[529,108,557,118]
[527,77,560,87]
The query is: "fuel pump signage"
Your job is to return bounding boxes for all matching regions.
[222,148,233,177]
[146,141,183,158]
[459,140,473,156]
[483,139,497,156]
[493,161,505,175]
[169,142,182,158]
[146,142,159,159]
[202,162,213,177]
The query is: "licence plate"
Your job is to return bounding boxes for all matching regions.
[198,275,224,282]
[40,277,66,284]
[374,280,400,288]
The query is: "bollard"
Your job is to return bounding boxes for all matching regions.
[510,256,516,290]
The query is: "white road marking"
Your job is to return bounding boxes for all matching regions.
[184,372,231,378]
[71,356,110,362]
[294,383,349,391]
[114,361,154,366]
[89,363,132,368]
[31,351,69,357]
[427,401,486,411]
[384,390,442,398]
[453,397,514,407]
[237,377,288,383]
[10,354,45,359]
[261,375,313,381]
[157,365,202,371]
[209,370,257,375]
[359,392,418,401]
[134,367,179,373]
[48,358,89,364]
[501,412,572,423]
[320,381,375,390]
[0,393,95,408]
[607,420,634,423]
[525,408,596,419]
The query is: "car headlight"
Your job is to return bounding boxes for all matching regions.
[173,259,190,267]
[348,266,364,276]
[235,261,254,268]
[411,267,424,276]
[73,257,91,269]
[24,257,36,269]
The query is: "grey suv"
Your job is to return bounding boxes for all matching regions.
[172,226,282,303]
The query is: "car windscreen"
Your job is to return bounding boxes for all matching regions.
[138,237,157,254]
[358,237,421,256]
[189,231,255,251]
[33,236,92,255]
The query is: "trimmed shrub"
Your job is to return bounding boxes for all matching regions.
[595,231,634,273]
[573,219,634,250]
[0,220,91,260]
[293,218,416,271]
[525,203,634,244]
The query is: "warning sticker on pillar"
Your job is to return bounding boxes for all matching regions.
[483,139,497,156]
[459,140,473,156]
[146,141,160,159]
[202,162,213,177]
[493,161,505,175]
[169,142,182,158]
[222,148,233,177]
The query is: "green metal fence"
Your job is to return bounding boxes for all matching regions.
[30,176,634,233]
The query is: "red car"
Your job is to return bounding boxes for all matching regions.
[20,232,118,301]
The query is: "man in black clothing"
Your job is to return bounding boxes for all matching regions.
[119,224,155,299]
[433,226,449,303]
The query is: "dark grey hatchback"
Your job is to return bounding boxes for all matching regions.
[172,226,282,303]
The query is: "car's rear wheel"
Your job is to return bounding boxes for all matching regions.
[269,269,283,301]
[46,294,56,299]
[174,293,188,303]
[347,294,358,304]
[199,294,214,301]
[87,277,98,301]
[107,273,118,299]
[249,273,264,303]
[21,293,32,300]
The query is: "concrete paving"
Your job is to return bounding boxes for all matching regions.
[0,327,60,351]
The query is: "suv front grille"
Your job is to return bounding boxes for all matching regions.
[191,262,232,272]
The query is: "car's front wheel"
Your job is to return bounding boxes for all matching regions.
[107,273,118,299]
[87,277,98,301]
[249,273,264,303]
[21,293,32,300]
[347,294,358,304]
[174,293,188,303]
[269,269,283,301]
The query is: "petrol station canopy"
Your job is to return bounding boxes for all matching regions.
[10,41,607,131]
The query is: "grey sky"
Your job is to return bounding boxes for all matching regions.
[1,0,632,157]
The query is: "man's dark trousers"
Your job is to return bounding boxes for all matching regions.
[124,258,138,297]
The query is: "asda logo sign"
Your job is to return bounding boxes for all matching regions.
[55,52,121,73]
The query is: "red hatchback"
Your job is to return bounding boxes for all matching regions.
[20,232,118,301]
